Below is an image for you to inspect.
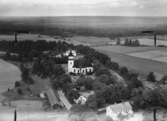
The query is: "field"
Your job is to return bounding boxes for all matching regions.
[120,36,167,46]
[67,36,112,46]
[0,34,62,42]
[95,46,167,75]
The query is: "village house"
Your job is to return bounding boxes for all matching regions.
[74,91,95,105]
[106,102,133,121]
[67,50,93,75]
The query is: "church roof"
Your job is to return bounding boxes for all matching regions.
[73,57,92,68]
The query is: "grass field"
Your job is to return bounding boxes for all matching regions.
[95,46,167,75]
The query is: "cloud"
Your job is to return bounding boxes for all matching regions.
[0,0,167,16]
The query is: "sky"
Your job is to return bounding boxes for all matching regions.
[0,0,167,16]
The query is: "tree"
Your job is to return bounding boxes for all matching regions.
[77,76,95,90]
[95,68,111,77]
[120,67,128,76]
[159,75,167,84]
[109,61,119,71]
[104,85,130,104]
[67,89,80,103]
[53,64,65,78]
[147,72,156,82]
[127,75,143,90]
[124,38,129,46]
[20,64,34,84]
[96,91,106,108]
[134,39,140,46]
[86,95,97,109]
[15,81,21,87]
[20,64,29,80]
[52,74,72,92]
[116,38,121,45]
[17,88,23,95]
[92,80,107,92]
[131,87,167,110]
[96,74,114,85]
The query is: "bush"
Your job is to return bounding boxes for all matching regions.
[132,87,167,110]
[120,67,128,76]
[77,76,95,90]
[86,95,97,109]
[15,81,21,87]
[17,88,23,95]
[96,74,114,85]
[66,89,80,103]
[95,68,111,77]
[110,62,119,71]
[127,76,143,90]
[52,74,72,92]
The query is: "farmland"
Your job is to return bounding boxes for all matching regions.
[0,34,62,42]
[94,45,167,75]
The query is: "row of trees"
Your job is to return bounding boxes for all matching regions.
[124,39,140,46]
[0,40,74,62]
[132,87,167,110]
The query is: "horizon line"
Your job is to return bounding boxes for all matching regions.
[1,15,167,18]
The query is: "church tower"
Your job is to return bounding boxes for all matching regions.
[68,51,75,73]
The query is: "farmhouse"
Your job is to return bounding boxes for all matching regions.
[67,50,93,75]
[106,102,133,121]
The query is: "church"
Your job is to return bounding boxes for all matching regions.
[67,50,93,75]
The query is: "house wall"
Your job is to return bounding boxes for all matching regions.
[72,67,93,75]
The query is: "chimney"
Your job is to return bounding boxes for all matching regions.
[153,108,156,121]
[154,34,157,47]
[14,109,17,121]
[14,32,18,42]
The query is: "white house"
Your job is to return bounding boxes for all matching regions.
[74,96,87,105]
[67,50,93,75]
[106,102,133,121]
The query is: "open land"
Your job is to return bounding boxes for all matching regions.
[0,34,63,42]
[95,46,167,75]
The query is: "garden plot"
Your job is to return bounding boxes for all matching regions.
[128,50,167,63]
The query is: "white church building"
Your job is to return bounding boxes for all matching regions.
[67,50,93,75]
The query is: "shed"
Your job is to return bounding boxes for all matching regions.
[46,88,62,108]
